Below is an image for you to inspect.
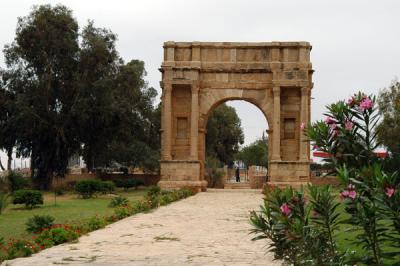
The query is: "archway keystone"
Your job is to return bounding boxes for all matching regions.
[158,42,313,191]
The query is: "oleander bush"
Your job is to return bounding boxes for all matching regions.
[25,215,55,233]
[251,92,400,265]
[251,185,346,265]
[12,190,43,209]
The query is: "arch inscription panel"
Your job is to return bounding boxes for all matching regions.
[159,42,313,191]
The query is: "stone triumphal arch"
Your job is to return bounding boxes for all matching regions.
[158,42,313,191]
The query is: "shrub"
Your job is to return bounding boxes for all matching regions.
[250,185,344,265]
[113,179,144,190]
[305,93,400,264]
[85,216,107,231]
[25,215,55,233]
[35,225,79,248]
[54,188,65,196]
[105,214,118,223]
[114,205,133,219]
[109,196,129,207]
[3,239,39,260]
[12,190,43,209]
[146,188,193,208]
[131,199,151,213]
[6,171,29,192]
[147,186,161,197]
[112,188,193,220]
[74,180,102,198]
[98,181,115,194]
[147,186,161,207]
[75,180,116,198]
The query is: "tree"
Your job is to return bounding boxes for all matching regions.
[236,135,268,168]
[377,80,400,170]
[206,104,244,166]
[1,4,161,187]
[0,71,18,170]
[72,21,121,171]
[3,5,81,189]
[93,60,159,172]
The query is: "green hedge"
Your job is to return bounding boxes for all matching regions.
[12,190,43,209]
[113,179,144,190]
[74,180,115,198]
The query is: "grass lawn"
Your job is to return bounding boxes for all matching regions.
[0,188,148,242]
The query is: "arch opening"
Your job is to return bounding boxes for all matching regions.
[203,99,269,188]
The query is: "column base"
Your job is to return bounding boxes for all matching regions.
[158,160,207,192]
[268,160,311,189]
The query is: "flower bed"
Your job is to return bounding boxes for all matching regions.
[0,187,194,262]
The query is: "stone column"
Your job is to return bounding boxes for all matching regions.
[299,87,309,160]
[163,83,172,160]
[271,86,281,161]
[190,84,199,160]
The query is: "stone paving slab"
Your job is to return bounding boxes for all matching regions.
[2,189,281,266]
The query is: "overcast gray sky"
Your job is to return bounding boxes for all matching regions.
[1,0,399,167]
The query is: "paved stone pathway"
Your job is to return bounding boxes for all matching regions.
[3,189,281,266]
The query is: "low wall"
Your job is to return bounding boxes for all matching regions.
[248,166,267,189]
[52,172,160,189]
[52,173,96,189]
[100,173,160,186]
[310,176,340,186]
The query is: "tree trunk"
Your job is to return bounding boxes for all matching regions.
[7,148,12,171]
[34,167,53,190]
[0,159,5,171]
[85,149,94,173]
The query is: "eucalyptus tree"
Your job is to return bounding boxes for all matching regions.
[3,5,81,188]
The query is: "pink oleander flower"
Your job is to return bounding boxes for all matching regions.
[300,122,306,130]
[330,123,338,130]
[340,190,349,199]
[341,183,357,200]
[325,116,335,124]
[332,129,339,137]
[385,187,395,198]
[347,97,355,106]
[345,120,354,131]
[280,203,291,216]
[359,97,374,111]
[348,190,357,199]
